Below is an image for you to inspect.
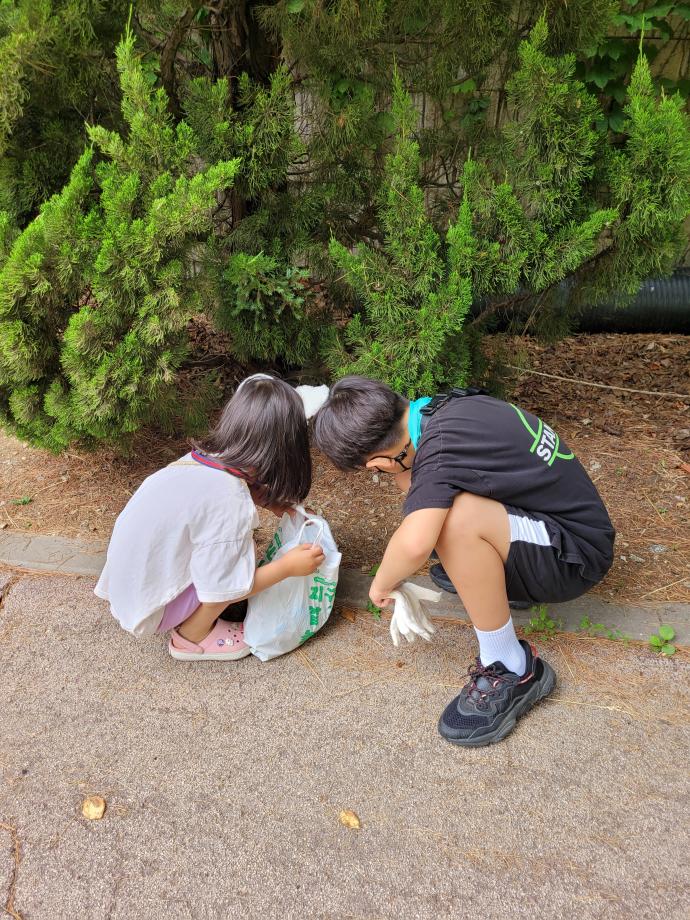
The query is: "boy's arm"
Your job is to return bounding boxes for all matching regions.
[370,507,449,607]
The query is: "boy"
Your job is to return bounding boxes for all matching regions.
[314,377,615,747]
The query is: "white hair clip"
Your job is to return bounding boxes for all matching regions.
[235,374,329,420]
[235,373,274,393]
[295,384,330,420]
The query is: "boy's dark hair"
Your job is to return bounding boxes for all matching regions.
[195,375,311,506]
[313,376,407,471]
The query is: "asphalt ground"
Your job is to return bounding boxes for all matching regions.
[1,574,689,919]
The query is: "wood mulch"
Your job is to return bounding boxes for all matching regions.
[0,333,688,604]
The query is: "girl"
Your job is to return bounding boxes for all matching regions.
[95,375,324,661]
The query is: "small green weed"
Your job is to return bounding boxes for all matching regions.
[12,496,32,506]
[367,563,382,620]
[649,625,676,657]
[366,600,382,621]
[578,615,629,643]
[524,604,561,639]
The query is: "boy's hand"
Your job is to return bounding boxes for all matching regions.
[282,543,325,577]
[369,580,396,609]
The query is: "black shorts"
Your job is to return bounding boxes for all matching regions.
[503,505,613,605]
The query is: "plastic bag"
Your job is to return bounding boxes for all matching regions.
[244,506,341,661]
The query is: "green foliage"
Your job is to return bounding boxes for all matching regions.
[504,18,603,225]
[524,604,562,638]
[582,53,690,304]
[0,208,17,263]
[577,2,690,133]
[330,24,621,380]
[262,0,616,241]
[0,27,240,448]
[329,71,473,395]
[649,624,677,656]
[366,601,383,621]
[217,251,323,365]
[366,563,382,619]
[183,66,303,207]
[183,66,328,366]
[0,148,96,446]
[483,19,618,312]
[0,0,127,224]
[578,615,630,641]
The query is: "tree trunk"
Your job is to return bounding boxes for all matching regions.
[160,1,205,118]
[205,1,281,228]
[207,1,280,91]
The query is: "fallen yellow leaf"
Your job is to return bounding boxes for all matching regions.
[81,796,106,821]
[339,809,361,829]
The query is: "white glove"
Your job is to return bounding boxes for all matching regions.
[388,583,441,647]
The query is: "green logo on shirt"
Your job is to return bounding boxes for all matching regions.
[511,405,574,466]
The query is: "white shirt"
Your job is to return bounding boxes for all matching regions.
[95,453,259,636]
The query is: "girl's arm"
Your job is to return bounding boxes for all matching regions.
[182,543,325,640]
[242,542,325,600]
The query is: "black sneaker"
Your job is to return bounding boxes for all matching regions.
[429,562,456,593]
[429,563,533,610]
[438,639,556,747]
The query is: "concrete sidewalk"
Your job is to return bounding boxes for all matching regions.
[1,571,689,919]
[1,529,689,643]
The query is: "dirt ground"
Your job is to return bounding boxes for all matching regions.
[0,333,688,603]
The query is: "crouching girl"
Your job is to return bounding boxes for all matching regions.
[96,375,324,661]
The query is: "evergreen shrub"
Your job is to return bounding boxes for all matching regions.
[0,3,687,449]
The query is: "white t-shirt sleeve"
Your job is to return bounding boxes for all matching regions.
[190,530,256,602]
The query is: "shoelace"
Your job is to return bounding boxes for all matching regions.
[465,660,511,705]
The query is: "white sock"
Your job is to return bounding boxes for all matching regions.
[474,619,526,676]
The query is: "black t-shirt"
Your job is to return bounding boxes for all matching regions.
[404,395,615,577]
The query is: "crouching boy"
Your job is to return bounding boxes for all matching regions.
[314,377,615,747]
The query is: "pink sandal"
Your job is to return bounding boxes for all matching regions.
[168,619,251,661]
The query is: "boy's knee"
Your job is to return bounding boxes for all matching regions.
[436,492,510,555]
[437,493,484,544]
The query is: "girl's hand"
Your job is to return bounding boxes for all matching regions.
[282,543,325,577]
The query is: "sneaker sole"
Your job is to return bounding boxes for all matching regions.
[439,660,557,748]
[168,643,252,662]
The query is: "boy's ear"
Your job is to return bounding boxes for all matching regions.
[364,457,396,474]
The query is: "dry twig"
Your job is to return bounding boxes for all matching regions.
[0,821,23,920]
[505,363,690,399]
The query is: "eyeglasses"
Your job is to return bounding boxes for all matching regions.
[369,439,412,474]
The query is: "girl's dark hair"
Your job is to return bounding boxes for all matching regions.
[195,375,311,506]
[313,376,407,471]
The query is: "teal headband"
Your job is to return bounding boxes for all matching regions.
[407,397,432,449]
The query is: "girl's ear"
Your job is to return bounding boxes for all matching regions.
[365,457,396,474]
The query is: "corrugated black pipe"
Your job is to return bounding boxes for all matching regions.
[472,269,690,334]
[575,268,690,333]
